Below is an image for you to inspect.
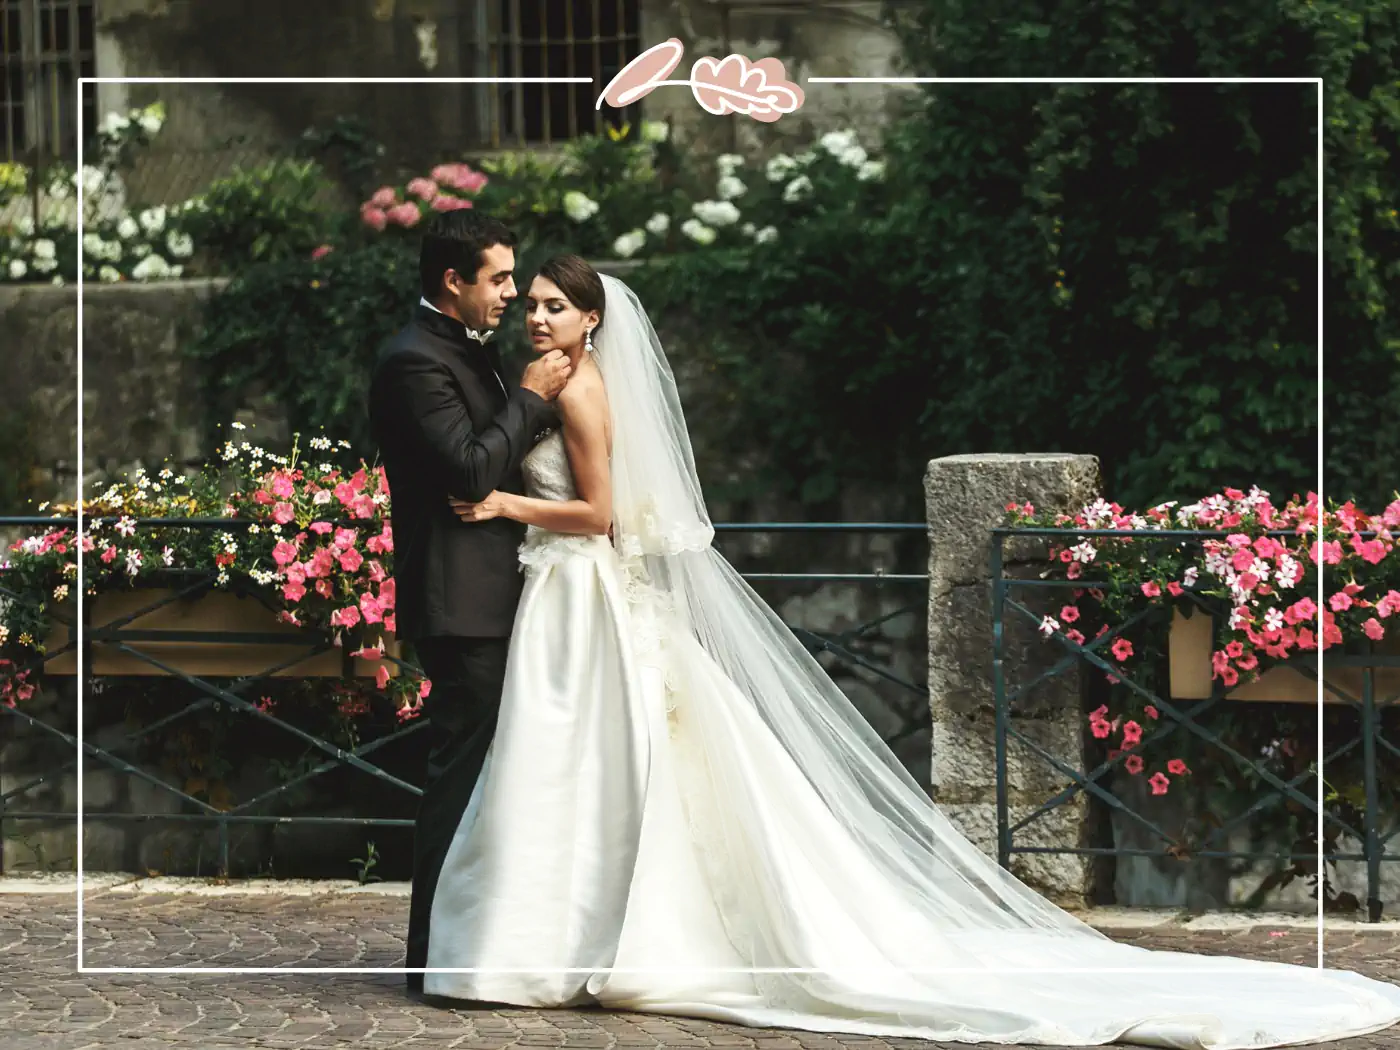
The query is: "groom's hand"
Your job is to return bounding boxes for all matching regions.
[449,491,511,522]
[521,350,572,401]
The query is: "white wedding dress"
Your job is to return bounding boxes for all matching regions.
[424,276,1400,1048]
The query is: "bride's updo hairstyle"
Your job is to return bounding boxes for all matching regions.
[537,254,606,337]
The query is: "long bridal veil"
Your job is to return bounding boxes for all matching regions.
[590,273,1400,1047]
[595,273,1103,941]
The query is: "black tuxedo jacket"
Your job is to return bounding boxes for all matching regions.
[368,305,557,640]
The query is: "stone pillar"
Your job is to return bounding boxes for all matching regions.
[925,453,1100,906]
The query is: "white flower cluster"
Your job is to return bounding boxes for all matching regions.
[2,101,200,285]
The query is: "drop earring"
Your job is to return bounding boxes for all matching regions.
[584,327,595,353]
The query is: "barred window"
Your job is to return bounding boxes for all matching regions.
[475,0,642,147]
[1,0,96,164]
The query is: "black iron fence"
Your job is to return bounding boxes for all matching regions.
[990,526,1397,921]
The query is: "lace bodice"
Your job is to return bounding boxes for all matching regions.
[518,429,609,570]
[522,429,575,502]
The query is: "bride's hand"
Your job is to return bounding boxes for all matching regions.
[450,491,512,522]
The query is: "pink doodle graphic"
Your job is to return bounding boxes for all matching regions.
[597,38,804,123]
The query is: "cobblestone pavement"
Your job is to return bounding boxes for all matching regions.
[2,881,1399,1050]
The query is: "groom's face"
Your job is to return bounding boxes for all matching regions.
[446,242,517,331]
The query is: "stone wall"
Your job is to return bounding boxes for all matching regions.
[924,453,1100,907]
[1,278,223,510]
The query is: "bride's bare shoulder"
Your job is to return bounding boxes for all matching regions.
[558,356,609,414]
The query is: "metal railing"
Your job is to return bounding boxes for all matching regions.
[0,516,926,877]
[990,526,1397,920]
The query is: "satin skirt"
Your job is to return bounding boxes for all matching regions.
[424,536,1400,1048]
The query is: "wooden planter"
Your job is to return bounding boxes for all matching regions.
[1168,607,1400,704]
[42,588,400,679]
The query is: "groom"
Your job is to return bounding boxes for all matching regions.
[367,209,571,994]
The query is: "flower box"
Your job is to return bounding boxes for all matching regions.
[1168,607,1399,705]
[41,588,399,679]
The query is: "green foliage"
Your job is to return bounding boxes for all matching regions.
[635,0,1398,511]
[180,157,342,267]
[186,239,419,454]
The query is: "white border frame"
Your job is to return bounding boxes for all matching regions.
[74,74,1326,977]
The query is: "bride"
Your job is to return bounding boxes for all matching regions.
[423,256,1400,1048]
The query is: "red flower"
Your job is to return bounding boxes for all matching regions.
[1110,638,1133,662]
[1148,772,1170,796]
[1060,605,1080,623]
[1143,705,1159,720]
[1140,581,1161,598]
[1167,759,1190,776]
[1124,754,1145,775]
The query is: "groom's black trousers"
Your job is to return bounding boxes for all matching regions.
[404,634,511,992]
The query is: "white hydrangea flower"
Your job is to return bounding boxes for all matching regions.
[117,215,140,240]
[717,153,744,176]
[753,225,778,244]
[137,107,163,134]
[8,258,26,279]
[562,190,599,222]
[612,229,646,259]
[691,199,740,227]
[716,175,747,200]
[166,231,194,258]
[99,264,122,283]
[766,154,798,182]
[857,159,886,182]
[782,175,813,203]
[640,120,669,144]
[132,254,172,281]
[644,212,670,235]
[819,129,858,155]
[31,238,55,260]
[680,218,716,245]
[100,112,131,136]
[138,205,167,235]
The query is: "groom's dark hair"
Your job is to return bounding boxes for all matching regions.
[419,209,517,300]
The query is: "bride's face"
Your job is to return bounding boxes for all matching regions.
[525,276,598,354]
